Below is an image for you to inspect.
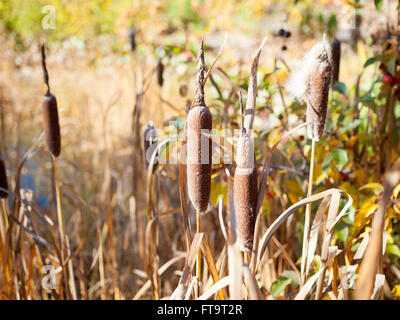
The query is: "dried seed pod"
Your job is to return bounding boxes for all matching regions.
[305,49,332,141]
[42,93,61,157]
[330,38,341,88]
[128,27,136,53]
[0,157,8,198]
[187,40,212,213]
[234,131,257,252]
[156,58,164,87]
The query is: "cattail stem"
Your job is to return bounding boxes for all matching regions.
[53,156,66,250]
[301,138,316,286]
[196,210,202,283]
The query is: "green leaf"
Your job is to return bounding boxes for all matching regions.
[360,96,374,103]
[334,82,348,95]
[387,244,400,258]
[374,0,383,11]
[322,154,333,171]
[387,55,397,76]
[332,149,348,170]
[340,119,361,134]
[364,57,377,68]
[280,270,300,286]
[335,223,349,242]
[270,276,291,297]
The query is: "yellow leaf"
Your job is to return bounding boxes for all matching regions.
[354,196,378,228]
[393,184,400,199]
[392,285,400,298]
[286,180,303,196]
[353,168,366,185]
[359,183,383,192]
[267,128,281,148]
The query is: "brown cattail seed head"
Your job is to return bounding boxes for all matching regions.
[286,39,333,141]
[0,157,8,198]
[42,93,61,157]
[305,46,332,141]
[156,58,164,87]
[330,38,341,88]
[234,131,257,251]
[187,40,212,213]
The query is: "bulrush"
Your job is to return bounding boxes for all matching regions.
[186,40,212,214]
[0,157,8,198]
[286,37,332,286]
[41,44,61,157]
[233,128,257,252]
[286,38,332,141]
[330,38,341,88]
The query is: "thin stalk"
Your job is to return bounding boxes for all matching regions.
[2,198,9,230]
[53,156,71,298]
[53,156,66,250]
[196,211,202,284]
[301,138,316,287]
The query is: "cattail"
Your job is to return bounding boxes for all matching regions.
[329,38,341,88]
[187,40,212,213]
[41,44,61,157]
[0,157,8,199]
[286,38,332,141]
[234,131,258,252]
[156,58,164,87]
[128,27,136,53]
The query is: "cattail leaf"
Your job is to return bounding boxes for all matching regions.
[332,149,348,170]
[270,276,291,297]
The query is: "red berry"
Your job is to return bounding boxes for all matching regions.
[266,192,273,199]
[383,263,388,270]
[298,135,304,141]
[278,114,284,120]
[383,74,393,84]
